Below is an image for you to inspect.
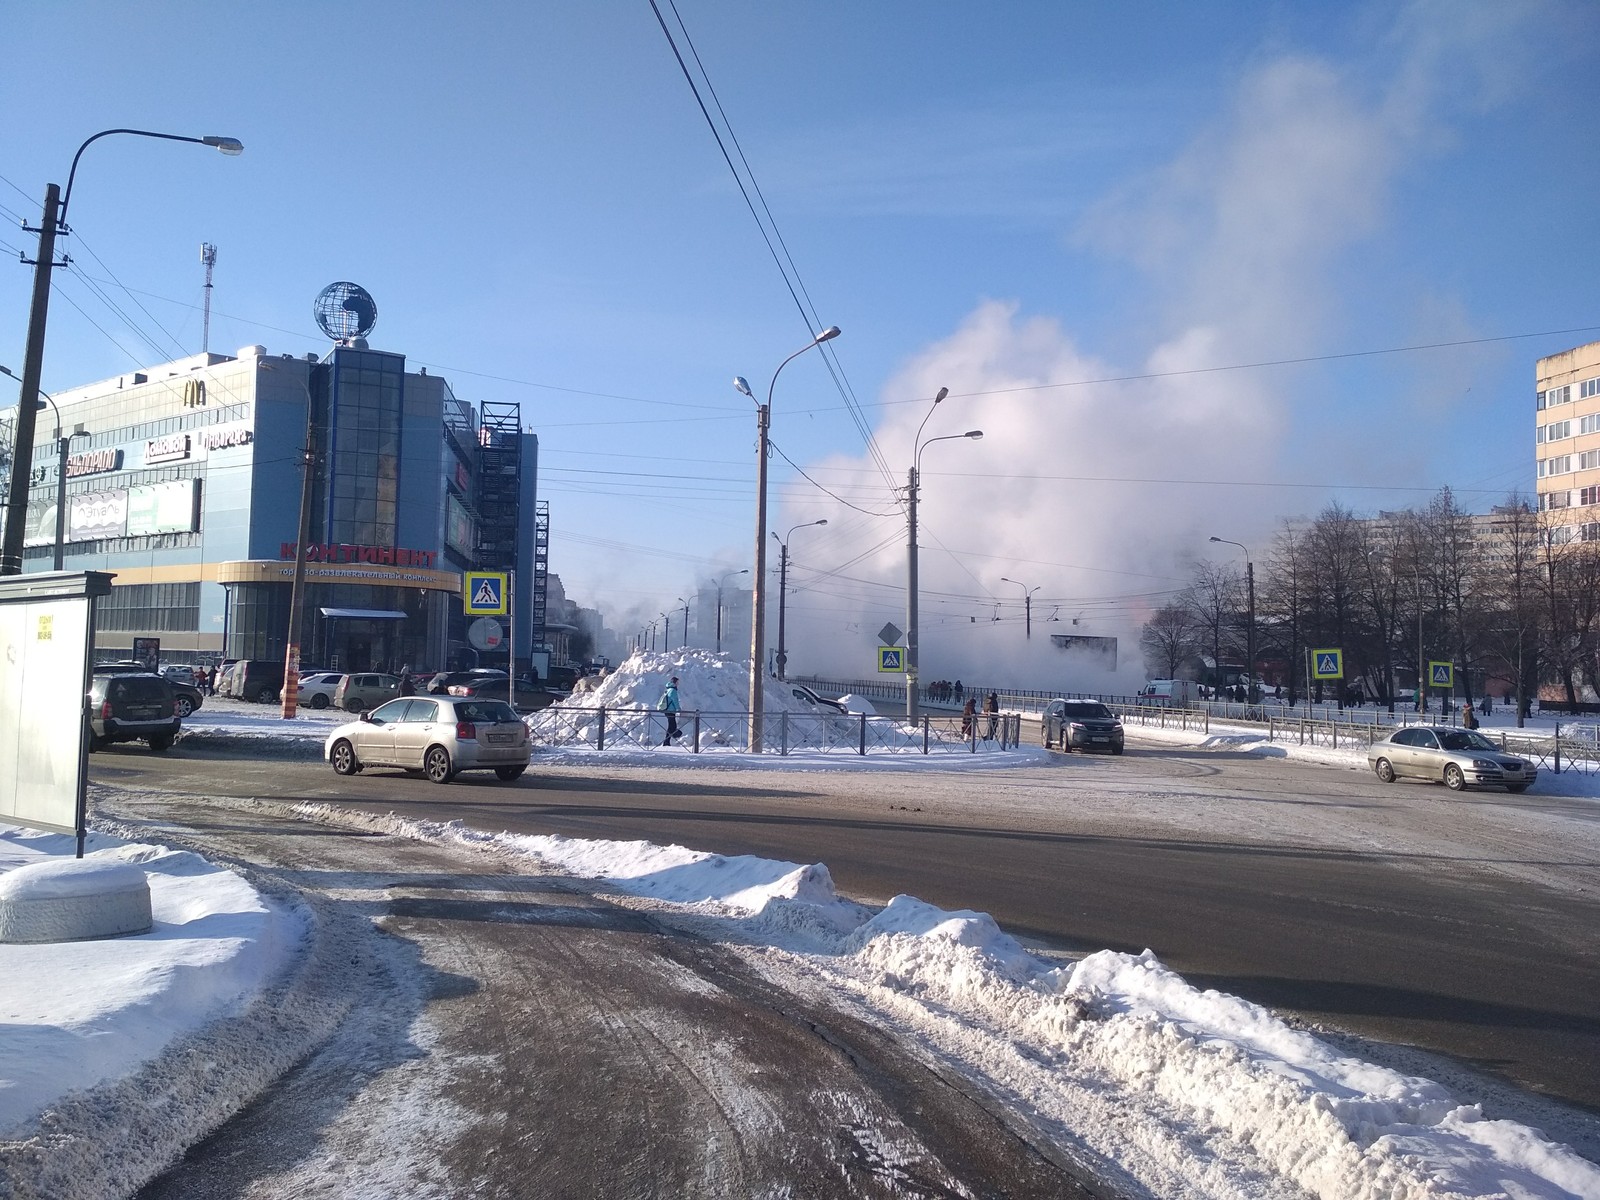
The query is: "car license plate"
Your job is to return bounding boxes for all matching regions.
[485,730,513,745]
[1092,736,1108,742]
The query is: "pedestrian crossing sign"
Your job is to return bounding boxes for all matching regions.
[1429,660,1454,687]
[878,646,905,672]
[464,571,508,616]
[1311,648,1344,680]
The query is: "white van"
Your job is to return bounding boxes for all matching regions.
[1138,679,1198,706]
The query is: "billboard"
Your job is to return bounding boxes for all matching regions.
[1049,633,1118,671]
[127,479,199,536]
[69,490,128,541]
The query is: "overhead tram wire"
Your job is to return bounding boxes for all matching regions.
[67,230,190,360]
[649,0,901,503]
[768,440,900,517]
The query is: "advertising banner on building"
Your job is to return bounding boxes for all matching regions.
[69,490,128,541]
[20,497,55,548]
[127,479,199,536]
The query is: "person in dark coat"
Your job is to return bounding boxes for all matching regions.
[961,696,976,737]
[984,691,1000,740]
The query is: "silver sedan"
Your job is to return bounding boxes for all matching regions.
[325,696,530,784]
[1367,725,1536,793]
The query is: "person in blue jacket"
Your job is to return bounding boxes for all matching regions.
[658,676,682,745]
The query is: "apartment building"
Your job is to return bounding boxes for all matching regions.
[1535,339,1600,542]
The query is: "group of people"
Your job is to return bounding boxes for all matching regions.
[924,679,964,703]
[960,691,1001,740]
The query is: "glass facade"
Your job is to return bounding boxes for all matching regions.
[326,350,403,547]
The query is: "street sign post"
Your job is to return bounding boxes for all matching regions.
[1310,648,1344,680]
[878,646,905,673]
[464,571,507,616]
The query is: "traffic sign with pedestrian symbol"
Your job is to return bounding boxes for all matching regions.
[464,571,508,616]
[1310,648,1344,680]
[878,646,905,672]
[1429,660,1454,688]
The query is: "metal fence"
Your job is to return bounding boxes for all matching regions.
[525,706,1025,755]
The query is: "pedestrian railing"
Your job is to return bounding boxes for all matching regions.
[524,707,1024,755]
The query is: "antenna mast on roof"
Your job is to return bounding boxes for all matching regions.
[200,243,217,354]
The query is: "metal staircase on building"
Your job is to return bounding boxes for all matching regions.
[474,402,521,571]
[531,500,549,652]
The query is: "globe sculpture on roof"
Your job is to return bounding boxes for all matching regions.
[313,282,378,344]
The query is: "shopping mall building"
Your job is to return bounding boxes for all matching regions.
[2,333,544,673]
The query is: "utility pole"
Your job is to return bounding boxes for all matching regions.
[906,462,920,717]
[281,380,318,718]
[1,185,60,575]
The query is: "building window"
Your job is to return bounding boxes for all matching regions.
[1581,452,1600,473]
[1583,523,1600,543]
[1582,378,1600,400]
[1545,419,1572,442]
[1544,490,1572,510]
[97,582,200,632]
[1583,486,1600,507]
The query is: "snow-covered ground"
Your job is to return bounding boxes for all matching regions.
[4,651,1599,1198]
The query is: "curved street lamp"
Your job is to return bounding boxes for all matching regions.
[906,391,981,718]
[999,577,1042,639]
[773,519,827,681]
[734,325,840,749]
[0,365,88,572]
[2,127,243,575]
[1209,536,1256,702]
[677,597,689,648]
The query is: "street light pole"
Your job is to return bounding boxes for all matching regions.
[678,597,689,648]
[734,326,840,751]
[1209,537,1256,702]
[0,367,87,571]
[1,128,242,576]
[774,520,826,681]
[1000,577,1042,639]
[907,404,983,718]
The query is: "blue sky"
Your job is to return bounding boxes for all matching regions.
[3,2,1597,684]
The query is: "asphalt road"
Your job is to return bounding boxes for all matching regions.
[90,734,1600,1126]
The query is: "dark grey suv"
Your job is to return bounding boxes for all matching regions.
[1042,698,1125,754]
[88,673,181,752]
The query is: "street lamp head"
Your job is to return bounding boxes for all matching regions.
[934,386,948,403]
[733,376,753,399]
[1209,535,1222,543]
[202,136,245,156]
[814,518,828,527]
[964,430,982,440]
[814,326,841,343]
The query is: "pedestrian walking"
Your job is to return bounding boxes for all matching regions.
[659,675,682,745]
[984,691,999,741]
[961,696,976,737]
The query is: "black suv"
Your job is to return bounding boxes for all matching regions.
[88,673,181,752]
[1041,698,1125,754]
[94,661,205,717]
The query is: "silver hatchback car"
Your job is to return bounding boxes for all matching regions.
[325,696,530,784]
[1367,725,1536,793]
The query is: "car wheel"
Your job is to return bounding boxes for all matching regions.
[310,693,330,709]
[1374,758,1396,784]
[255,686,276,704]
[1506,783,1530,794]
[1443,764,1466,791]
[345,699,365,713]
[494,765,527,782]
[1112,745,1125,756]
[174,696,194,718]
[147,734,173,753]
[330,739,361,776]
[88,731,105,752]
[424,746,454,785]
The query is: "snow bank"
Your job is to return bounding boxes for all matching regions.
[355,811,1600,1200]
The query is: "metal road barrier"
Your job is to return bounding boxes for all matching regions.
[524,707,1023,755]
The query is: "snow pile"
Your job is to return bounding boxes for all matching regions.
[0,825,306,1136]
[372,815,1600,1200]
[556,648,818,716]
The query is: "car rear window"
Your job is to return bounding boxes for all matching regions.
[110,677,170,702]
[455,701,519,724]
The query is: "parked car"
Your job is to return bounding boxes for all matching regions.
[280,671,345,709]
[1367,726,1536,793]
[333,672,404,712]
[160,663,198,687]
[1042,698,1125,754]
[87,673,181,752]
[543,665,579,692]
[325,696,531,783]
[224,660,288,704]
[427,669,553,712]
[94,661,205,718]
[789,683,848,715]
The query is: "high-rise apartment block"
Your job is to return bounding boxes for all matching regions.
[1536,339,1600,542]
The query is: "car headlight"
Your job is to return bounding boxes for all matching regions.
[1068,722,1085,729]
[1470,758,1497,770]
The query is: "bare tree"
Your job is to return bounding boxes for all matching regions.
[1182,559,1242,693]
[1140,602,1202,680]
[1259,521,1310,705]
[1476,496,1542,724]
